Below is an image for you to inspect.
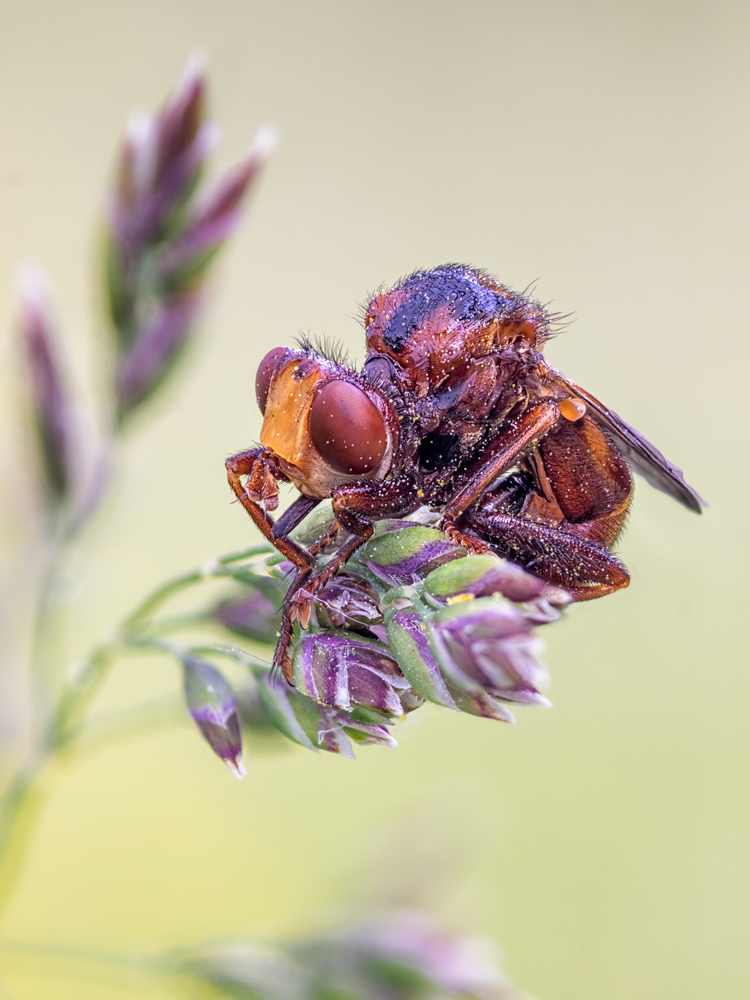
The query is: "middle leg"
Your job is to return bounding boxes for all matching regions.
[440,402,560,551]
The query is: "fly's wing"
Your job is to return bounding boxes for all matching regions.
[545,369,705,513]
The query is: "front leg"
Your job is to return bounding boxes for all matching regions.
[229,453,419,683]
[225,448,314,571]
[227,449,323,684]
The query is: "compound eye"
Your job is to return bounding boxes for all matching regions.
[256,347,295,413]
[309,380,387,475]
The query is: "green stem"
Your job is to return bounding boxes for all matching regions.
[48,645,116,745]
[0,938,170,986]
[51,541,271,739]
[146,610,213,634]
[188,643,270,672]
[0,542,272,922]
[27,514,69,727]
[0,758,44,878]
[122,543,270,632]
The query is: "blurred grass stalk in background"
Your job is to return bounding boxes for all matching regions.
[0,53,273,980]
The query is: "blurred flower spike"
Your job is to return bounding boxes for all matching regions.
[182,654,246,778]
[213,575,286,644]
[106,52,277,420]
[183,910,522,999]
[16,262,75,506]
[296,912,521,1000]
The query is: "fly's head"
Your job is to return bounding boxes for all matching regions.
[255,347,400,499]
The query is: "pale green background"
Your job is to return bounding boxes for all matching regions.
[0,1,747,998]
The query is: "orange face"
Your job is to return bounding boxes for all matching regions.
[256,349,398,499]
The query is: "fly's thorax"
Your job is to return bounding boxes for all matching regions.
[363,265,548,399]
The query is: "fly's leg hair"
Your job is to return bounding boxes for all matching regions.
[441,401,560,552]
[463,507,629,599]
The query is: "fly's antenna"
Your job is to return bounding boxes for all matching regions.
[295,332,352,366]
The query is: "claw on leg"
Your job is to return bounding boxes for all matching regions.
[296,598,312,630]
[225,447,313,571]
[442,517,489,554]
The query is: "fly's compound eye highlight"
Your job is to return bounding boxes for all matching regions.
[255,347,296,413]
[309,380,387,475]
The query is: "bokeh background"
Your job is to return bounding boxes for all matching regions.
[0,1,748,997]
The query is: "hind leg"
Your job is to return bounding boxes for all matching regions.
[464,422,632,599]
[463,412,634,599]
[463,505,629,599]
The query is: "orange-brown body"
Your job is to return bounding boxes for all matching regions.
[226,265,704,678]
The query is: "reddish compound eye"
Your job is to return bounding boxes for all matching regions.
[256,347,295,413]
[309,380,387,475]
